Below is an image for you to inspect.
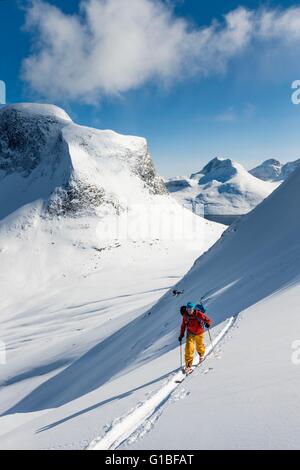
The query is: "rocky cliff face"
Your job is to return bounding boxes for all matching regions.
[0,104,70,177]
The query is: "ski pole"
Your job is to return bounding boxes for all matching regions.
[179,341,183,370]
[207,327,216,357]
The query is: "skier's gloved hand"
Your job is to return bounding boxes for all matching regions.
[205,322,210,329]
[178,336,183,342]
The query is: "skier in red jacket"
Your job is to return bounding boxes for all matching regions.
[179,302,212,373]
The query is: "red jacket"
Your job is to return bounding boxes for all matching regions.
[180,309,212,337]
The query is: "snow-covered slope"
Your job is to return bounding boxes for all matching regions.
[250,158,300,182]
[0,104,225,450]
[165,176,201,212]
[125,286,300,450]
[117,164,300,450]
[167,157,278,216]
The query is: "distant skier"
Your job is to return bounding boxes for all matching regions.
[173,289,184,297]
[178,302,212,374]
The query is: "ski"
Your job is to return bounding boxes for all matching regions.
[175,356,207,383]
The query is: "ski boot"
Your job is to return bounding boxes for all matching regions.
[184,366,193,375]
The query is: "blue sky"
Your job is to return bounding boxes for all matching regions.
[1,0,300,176]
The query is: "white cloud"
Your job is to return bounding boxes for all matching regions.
[215,107,237,123]
[21,1,300,103]
[215,103,256,123]
[257,7,300,41]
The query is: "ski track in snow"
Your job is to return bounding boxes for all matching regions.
[88,316,235,450]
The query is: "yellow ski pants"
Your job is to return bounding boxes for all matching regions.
[185,333,205,367]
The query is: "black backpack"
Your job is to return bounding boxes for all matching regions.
[180,305,187,316]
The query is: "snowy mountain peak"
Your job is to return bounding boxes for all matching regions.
[201,156,234,173]
[249,159,283,181]
[190,157,245,185]
[200,157,239,184]
[250,158,300,181]
[2,103,73,122]
[0,103,166,220]
[167,156,279,217]
[262,158,281,166]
